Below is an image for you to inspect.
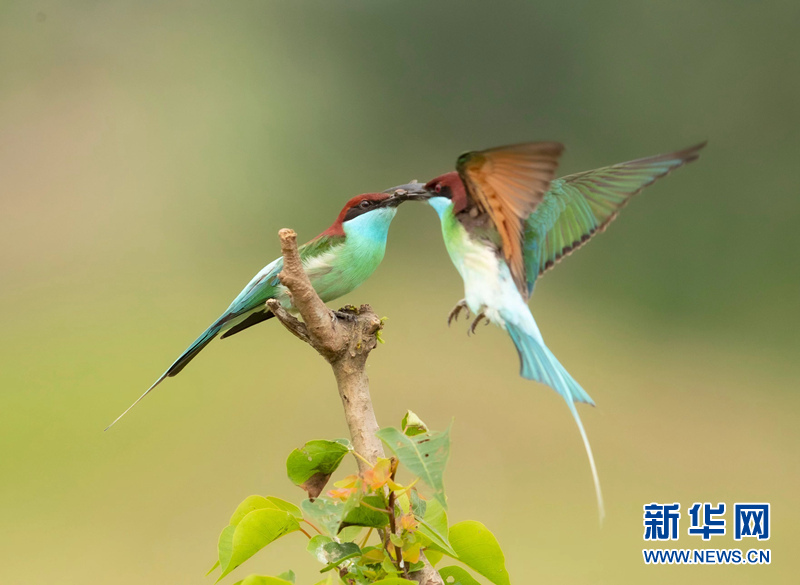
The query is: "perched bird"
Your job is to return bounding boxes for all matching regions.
[420,142,706,518]
[107,185,424,429]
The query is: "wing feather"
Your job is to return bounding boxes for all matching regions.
[457,142,564,295]
[524,142,706,293]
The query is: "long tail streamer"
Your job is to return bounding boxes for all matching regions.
[506,322,605,521]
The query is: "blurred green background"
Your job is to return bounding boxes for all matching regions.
[1,1,798,583]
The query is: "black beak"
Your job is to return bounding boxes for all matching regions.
[382,181,430,203]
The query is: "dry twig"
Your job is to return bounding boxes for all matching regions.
[266,228,387,469]
[267,228,443,585]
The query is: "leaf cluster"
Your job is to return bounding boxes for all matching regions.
[208,412,510,585]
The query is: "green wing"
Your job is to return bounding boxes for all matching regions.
[524,142,705,294]
[221,233,344,323]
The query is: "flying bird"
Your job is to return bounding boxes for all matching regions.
[419,141,706,518]
[107,185,424,429]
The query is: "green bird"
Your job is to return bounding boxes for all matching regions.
[420,142,706,517]
[107,185,424,429]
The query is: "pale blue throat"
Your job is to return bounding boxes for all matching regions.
[426,196,453,218]
[342,207,398,244]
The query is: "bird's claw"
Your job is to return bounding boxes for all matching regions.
[467,313,488,336]
[447,300,470,326]
[333,310,358,322]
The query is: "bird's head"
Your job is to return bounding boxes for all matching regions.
[423,172,468,216]
[322,184,428,237]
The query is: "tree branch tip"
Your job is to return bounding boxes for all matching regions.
[278,228,297,241]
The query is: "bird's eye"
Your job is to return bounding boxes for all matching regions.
[434,183,442,194]
[359,200,372,209]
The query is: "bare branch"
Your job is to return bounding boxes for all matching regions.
[265,299,310,344]
[269,228,385,470]
[410,559,445,585]
[275,228,341,355]
[268,228,442,585]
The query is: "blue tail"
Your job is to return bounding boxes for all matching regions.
[105,325,222,430]
[506,322,605,521]
[507,322,594,405]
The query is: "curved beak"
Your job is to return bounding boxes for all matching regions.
[382,181,430,203]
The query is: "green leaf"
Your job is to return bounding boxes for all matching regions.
[338,525,362,542]
[230,496,274,526]
[217,525,236,578]
[376,425,450,509]
[340,494,390,530]
[447,521,510,585]
[381,557,401,577]
[371,579,417,585]
[265,496,303,519]
[312,575,345,585]
[206,560,220,576]
[287,439,351,499]
[439,566,483,585]
[417,499,455,556]
[307,535,334,562]
[318,541,362,572]
[302,498,345,537]
[308,534,361,568]
[338,482,365,522]
[396,492,411,516]
[425,549,443,567]
[227,495,302,526]
[401,411,428,436]
[213,496,302,577]
[219,509,301,580]
[232,576,295,585]
[409,489,427,517]
[276,570,296,583]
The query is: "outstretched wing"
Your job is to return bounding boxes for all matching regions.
[524,142,706,294]
[457,142,564,295]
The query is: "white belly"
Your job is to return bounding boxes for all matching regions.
[446,232,510,324]
[446,226,542,343]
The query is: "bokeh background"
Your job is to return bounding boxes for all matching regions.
[1,1,798,583]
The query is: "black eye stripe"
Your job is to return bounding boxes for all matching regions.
[343,199,382,222]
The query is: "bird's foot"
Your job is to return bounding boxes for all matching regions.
[333,305,359,322]
[467,312,488,336]
[447,300,470,326]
